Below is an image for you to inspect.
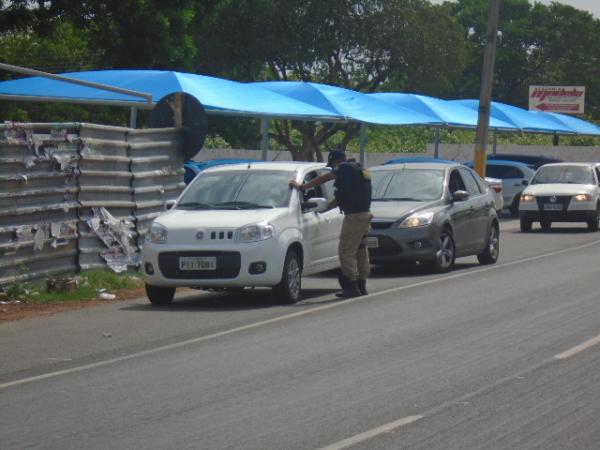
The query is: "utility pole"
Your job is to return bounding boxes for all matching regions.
[473,0,500,177]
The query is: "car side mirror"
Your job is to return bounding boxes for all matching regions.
[301,197,328,213]
[451,190,469,202]
[522,180,529,186]
[164,199,176,210]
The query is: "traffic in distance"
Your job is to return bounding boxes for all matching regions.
[141,153,599,306]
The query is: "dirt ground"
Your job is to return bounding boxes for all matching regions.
[0,287,146,323]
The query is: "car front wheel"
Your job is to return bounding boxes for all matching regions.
[430,228,455,273]
[477,223,499,265]
[587,205,600,231]
[145,284,175,305]
[273,250,302,304]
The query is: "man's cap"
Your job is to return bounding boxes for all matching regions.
[327,149,347,167]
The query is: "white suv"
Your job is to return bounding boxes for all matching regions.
[141,162,343,304]
[518,162,600,232]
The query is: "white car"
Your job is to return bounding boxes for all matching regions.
[518,162,600,232]
[485,176,504,214]
[142,162,343,305]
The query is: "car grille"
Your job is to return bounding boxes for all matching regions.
[535,195,572,211]
[368,235,402,257]
[371,221,394,230]
[158,251,241,279]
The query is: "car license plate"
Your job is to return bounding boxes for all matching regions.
[366,237,379,248]
[543,203,562,211]
[179,256,216,271]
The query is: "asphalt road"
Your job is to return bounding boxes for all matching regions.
[2,218,600,449]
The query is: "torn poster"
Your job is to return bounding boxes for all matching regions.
[86,207,139,272]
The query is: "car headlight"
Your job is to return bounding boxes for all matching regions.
[149,222,168,243]
[235,224,274,243]
[398,211,434,228]
[574,193,592,202]
[520,194,535,203]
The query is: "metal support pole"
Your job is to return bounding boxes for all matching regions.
[260,117,269,160]
[493,130,497,154]
[553,133,560,146]
[473,0,500,177]
[129,107,138,129]
[359,123,366,167]
[434,127,440,158]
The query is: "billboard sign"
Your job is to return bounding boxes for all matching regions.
[529,85,585,114]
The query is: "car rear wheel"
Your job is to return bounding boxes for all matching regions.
[477,223,499,265]
[273,250,302,304]
[587,205,600,231]
[520,217,532,232]
[145,284,175,305]
[540,220,552,232]
[430,228,455,273]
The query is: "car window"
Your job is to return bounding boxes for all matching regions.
[458,168,482,196]
[595,168,600,185]
[371,168,444,201]
[486,165,524,179]
[316,168,336,201]
[178,170,293,209]
[302,170,325,200]
[532,166,595,185]
[448,169,466,194]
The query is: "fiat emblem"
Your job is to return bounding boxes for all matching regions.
[550,196,557,203]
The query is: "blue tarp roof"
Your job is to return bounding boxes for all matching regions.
[450,99,586,134]
[0,69,599,135]
[0,70,341,120]
[369,93,517,130]
[249,81,440,125]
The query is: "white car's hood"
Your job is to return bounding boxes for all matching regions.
[156,208,288,229]
[524,184,596,196]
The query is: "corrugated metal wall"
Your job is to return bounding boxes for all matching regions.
[0,122,184,284]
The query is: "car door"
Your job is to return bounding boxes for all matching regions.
[299,169,334,267]
[315,168,343,267]
[447,168,473,254]
[459,167,491,250]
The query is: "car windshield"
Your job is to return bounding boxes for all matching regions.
[531,166,594,185]
[178,170,293,209]
[371,168,444,201]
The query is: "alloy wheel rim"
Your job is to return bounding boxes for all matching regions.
[436,233,454,268]
[489,227,499,258]
[287,259,301,298]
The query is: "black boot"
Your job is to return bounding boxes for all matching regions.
[337,270,352,290]
[357,279,368,295]
[336,280,362,298]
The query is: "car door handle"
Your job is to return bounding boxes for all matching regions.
[512,183,521,187]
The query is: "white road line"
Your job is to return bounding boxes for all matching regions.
[2,238,600,390]
[316,415,424,450]
[554,334,600,360]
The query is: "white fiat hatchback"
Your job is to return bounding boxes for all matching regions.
[142,161,343,305]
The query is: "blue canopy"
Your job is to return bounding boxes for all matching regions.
[0,70,341,120]
[450,99,575,134]
[369,93,517,131]
[249,81,439,125]
[533,111,600,136]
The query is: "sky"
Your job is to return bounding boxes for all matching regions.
[430,1,600,18]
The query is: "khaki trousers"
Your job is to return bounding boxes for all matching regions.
[339,212,371,281]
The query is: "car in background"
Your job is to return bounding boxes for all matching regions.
[384,157,504,214]
[142,161,342,305]
[464,159,535,216]
[367,162,500,272]
[183,159,260,184]
[518,162,600,232]
[487,153,562,170]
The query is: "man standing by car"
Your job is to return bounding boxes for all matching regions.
[290,150,372,297]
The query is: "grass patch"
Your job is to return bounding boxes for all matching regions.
[2,269,144,304]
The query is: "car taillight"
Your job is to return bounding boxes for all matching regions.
[493,186,502,193]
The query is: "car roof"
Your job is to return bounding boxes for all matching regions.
[371,161,456,171]
[202,161,327,172]
[384,156,458,165]
[537,162,599,168]
[464,159,533,169]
